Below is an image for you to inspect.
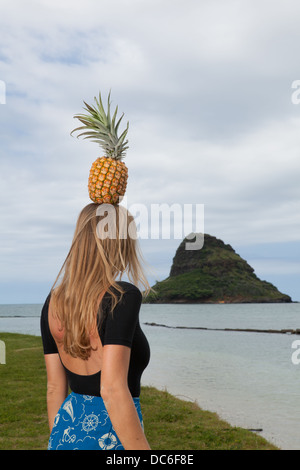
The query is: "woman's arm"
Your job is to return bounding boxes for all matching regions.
[101,344,151,450]
[44,354,68,432]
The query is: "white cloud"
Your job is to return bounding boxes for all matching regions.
[0,0,300,301]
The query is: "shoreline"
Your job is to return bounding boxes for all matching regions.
[0,332,278,450]
[141,376,285,450]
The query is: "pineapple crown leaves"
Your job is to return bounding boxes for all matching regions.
[71,91,129,160]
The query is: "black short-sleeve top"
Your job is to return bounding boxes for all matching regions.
[40,281,150,397]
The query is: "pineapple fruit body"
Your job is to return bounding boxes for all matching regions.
[88,156,128,204]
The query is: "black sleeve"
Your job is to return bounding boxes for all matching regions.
[102,288,142,348]
[40,294,58,355]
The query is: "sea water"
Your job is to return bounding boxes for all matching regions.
[1,302,300,450]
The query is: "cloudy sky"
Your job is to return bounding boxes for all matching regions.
[0,0,300,303]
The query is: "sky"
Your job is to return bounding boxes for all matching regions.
[0,0,300,303]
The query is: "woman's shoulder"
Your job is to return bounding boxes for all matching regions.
[41,292,51,318]
[116,281,142,296]
[101,281,142,310]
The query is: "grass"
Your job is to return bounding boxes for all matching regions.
[0,332,278,450]
[146,268,290,303]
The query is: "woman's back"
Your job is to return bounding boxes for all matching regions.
[41,281,150,398]
[48,293,104,377]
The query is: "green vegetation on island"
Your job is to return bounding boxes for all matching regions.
[146,234,291,304]
[0,333,278,450]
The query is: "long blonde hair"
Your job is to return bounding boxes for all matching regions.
[51,203,150,360]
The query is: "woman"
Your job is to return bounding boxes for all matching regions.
[40,203,151,450]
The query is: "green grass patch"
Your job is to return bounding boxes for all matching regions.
[146,268,290,303]
[141,387,277,450]
[0,333,278,450]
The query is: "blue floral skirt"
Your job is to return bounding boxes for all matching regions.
[48,392,143,450]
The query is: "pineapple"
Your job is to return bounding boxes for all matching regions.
[71,92,129,204]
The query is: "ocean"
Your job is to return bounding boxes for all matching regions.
[0,301,300,450]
